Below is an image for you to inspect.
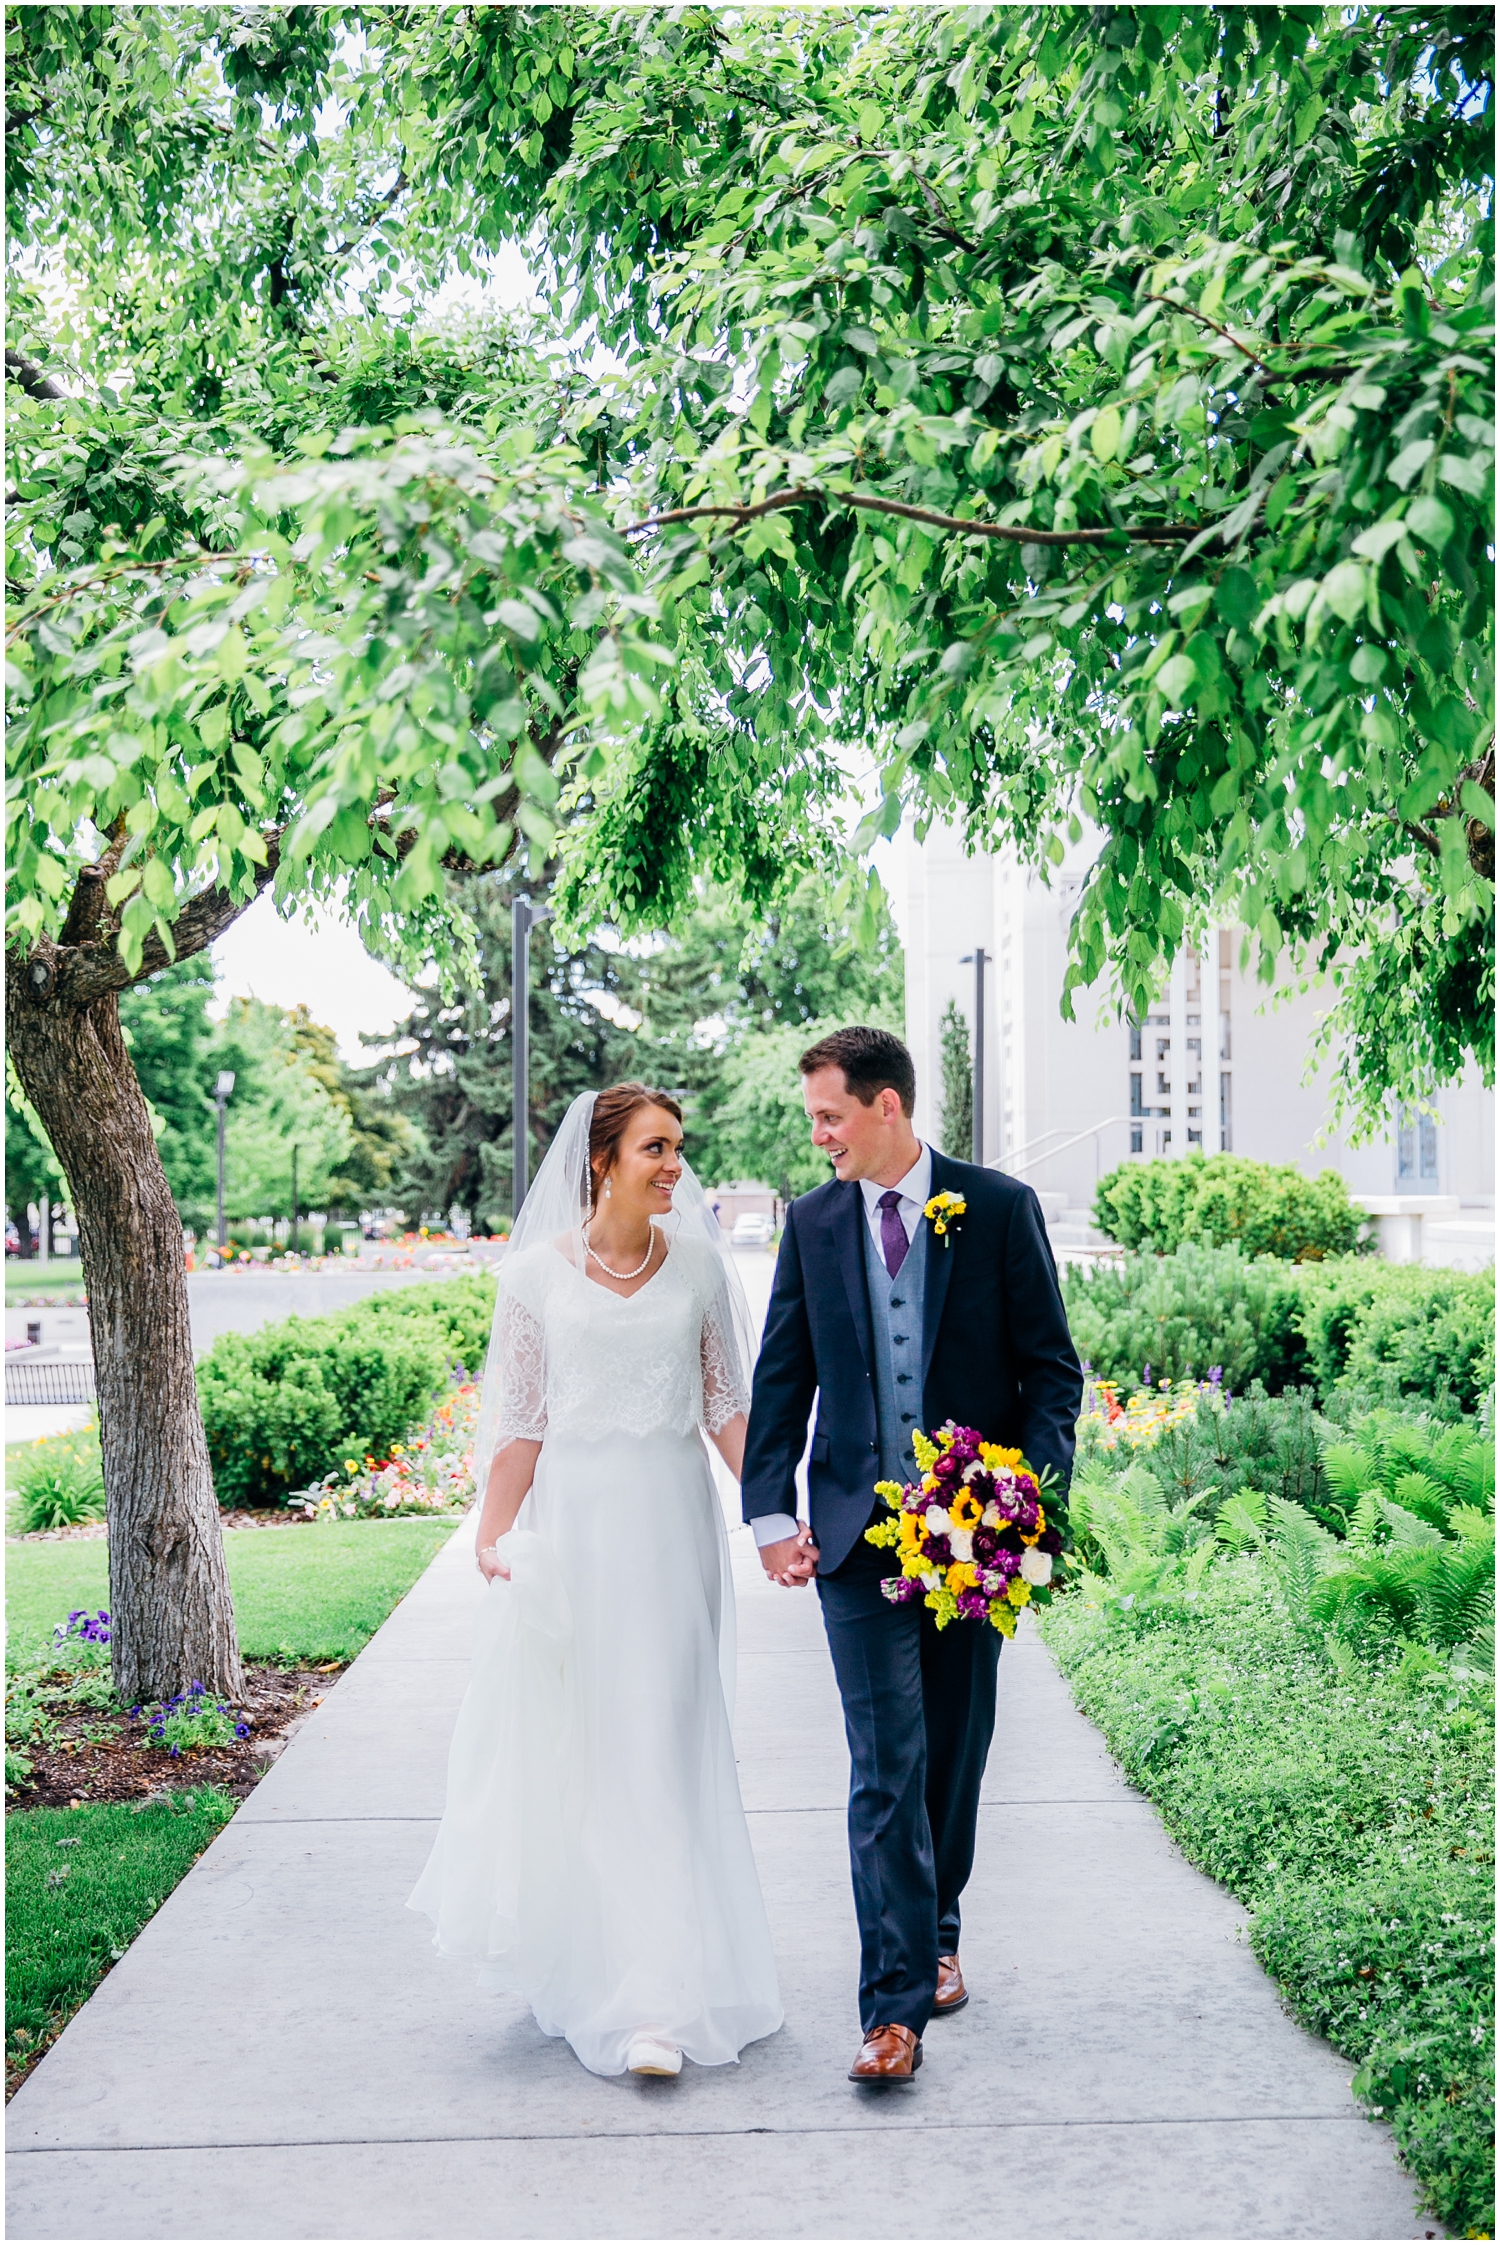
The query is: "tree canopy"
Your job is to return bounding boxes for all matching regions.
[7,2,1494,1132]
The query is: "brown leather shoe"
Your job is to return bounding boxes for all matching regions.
[933,1953,969,2015]
[848,2023,923,2082]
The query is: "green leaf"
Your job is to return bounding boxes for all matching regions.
[1387,439,1435,490]
[1321,562,1368,625]
[1156,654,1198,705]
[1091,406,1122,463]
[1405,494,1455,551]
[1437,452,1491,499]
[1459,781,1494,831]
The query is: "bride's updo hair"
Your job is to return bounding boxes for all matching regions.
[588,1081,684,1203]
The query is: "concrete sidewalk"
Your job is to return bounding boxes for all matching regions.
[7,1513,1428,2240]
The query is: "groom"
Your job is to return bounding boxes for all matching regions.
[741,1025,1082,2083]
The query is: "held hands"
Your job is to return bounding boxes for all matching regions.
[759,1522,819,1588]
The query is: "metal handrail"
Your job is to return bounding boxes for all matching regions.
[994,1116,1131,1180]
[995,1122,1076,1166]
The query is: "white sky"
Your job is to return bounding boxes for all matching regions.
[210,894,415,1062]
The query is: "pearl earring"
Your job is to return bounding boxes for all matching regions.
[605,1177,612,1199]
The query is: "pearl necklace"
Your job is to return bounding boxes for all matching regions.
[583,1220,655,1281]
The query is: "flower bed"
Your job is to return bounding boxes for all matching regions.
[290,1378,479,1520]
[1078,1370,1226,1450]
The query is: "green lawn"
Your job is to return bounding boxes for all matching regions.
[5,1517,460,1663]
[7,1791,237,2084]
[5,1270,87,1304]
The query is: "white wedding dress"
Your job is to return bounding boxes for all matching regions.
[408,1220,783,2076]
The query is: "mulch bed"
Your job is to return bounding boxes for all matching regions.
[7,1663,342,1810]
[9,1509,318,1545]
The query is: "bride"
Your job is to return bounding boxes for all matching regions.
[409,1083,784,2079]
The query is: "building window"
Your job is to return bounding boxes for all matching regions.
[1128,1021,1142,1062]
[1219,1070,1232,1152]
[1130,1072,1144,1117]
[1397,1107,1439,1184]
[1130,1127,1143,1153]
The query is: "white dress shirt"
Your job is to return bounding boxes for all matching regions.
[751,1144,931,1550]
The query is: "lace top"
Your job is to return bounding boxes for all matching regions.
[488,1232,751,1446]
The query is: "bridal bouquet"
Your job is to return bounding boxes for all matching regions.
[864,1421,1063,1636]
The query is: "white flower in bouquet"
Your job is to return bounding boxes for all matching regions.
[1019,1547,1053,1586]
[925,1504,951,1536]
[980,1500,1002,1528]
[962,1459,986,1483]
[948,1527,974,1564]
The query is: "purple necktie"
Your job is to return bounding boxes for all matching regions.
[878,1190,909,1279]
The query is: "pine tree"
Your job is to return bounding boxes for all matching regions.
[938,1001,973,1159]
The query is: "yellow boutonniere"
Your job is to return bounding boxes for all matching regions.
[923,1190,967,1246]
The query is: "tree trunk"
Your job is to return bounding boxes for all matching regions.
[6,960,242,1703]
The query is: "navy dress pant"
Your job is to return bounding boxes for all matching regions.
[817,1524,1001,2036]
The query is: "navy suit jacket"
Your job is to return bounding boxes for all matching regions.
[741,1149,1084,1576]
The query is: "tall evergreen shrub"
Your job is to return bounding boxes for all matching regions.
[1064,1242,1308,1392]
[937,1000,973,1158]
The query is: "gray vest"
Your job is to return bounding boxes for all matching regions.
[863,1208,929,1488]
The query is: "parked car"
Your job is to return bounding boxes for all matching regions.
[730,1212,776,1247]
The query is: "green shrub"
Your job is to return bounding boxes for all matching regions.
[1320,1410,1496,1530]
[1298,1262,1495,1415]
[8,1424,106,1533]
[348,1274,496,1381]
[1094,1152,1364,1261]
[1064,1242,1308,1392]
[1042,1569,1495,2236]
[197,1316,447,1507]
[1147,1383,1336,1523]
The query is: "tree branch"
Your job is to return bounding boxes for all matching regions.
[5,348,65,401]
[624,484,1195,547]
[330,169,409,263]
[1144,295,1282,391]
[12,834,285,1013]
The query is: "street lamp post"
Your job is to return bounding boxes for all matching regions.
[214,1071,235,1259]
[290,1144,300,1258]
[511,896,553,1220]
[958,949,990,1165]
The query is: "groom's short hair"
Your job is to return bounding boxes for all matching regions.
[799,1026,916,1116]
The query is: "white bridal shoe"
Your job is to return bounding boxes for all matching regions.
[627,2032,683,2078]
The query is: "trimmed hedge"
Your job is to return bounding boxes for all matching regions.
[1067,1246,1495,1411]
[1094,1152,1364,1261]
[196,1274,497,1508]
[1298,1262,1496,1417]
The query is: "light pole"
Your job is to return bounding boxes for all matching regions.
[214,1071,235,1259]
[290,1143,300,1258]
[958,949,990,1165]
[511,896,553,1220]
